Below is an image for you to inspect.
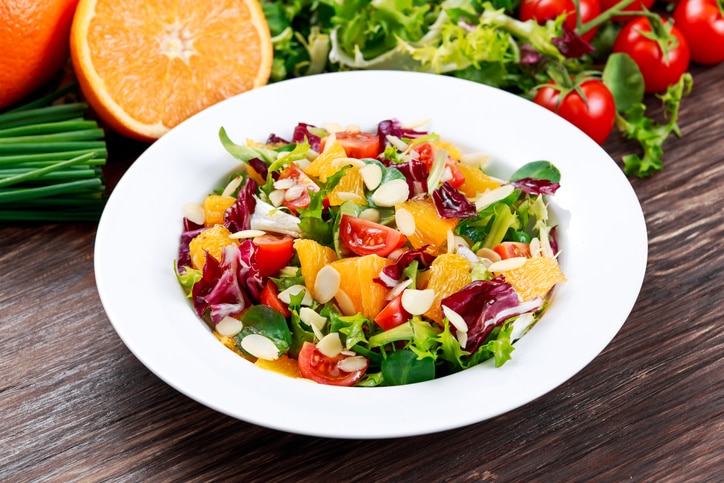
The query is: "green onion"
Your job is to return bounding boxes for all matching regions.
[0,83,108,222]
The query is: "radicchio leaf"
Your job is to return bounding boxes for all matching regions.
[375,247,435,288]
[510,177,561,195]
[395,159,429,197]
[266,133,290,145]
[292,122,321,152]
[441,277,543,352]
[248,157,269,180]
[224,177,258,232]
[177,219,205,274]
[432,182,477,219]
[377,119,427,149]
[553,24,594,59]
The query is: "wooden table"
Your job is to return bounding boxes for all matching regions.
[2,62,722,481]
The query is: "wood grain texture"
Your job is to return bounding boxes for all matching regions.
[1,62,722,482]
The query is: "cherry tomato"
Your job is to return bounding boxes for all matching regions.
[297,341,368,386]
[339,215,407,257]
[277,164,320,213]
[673,0,724,65]
[519,0,601,41]
[493,242,532,259]
[252,233,294,277]
[612,17,691,93]
[598,0,655,23]
[260,280,291,317]
[411,142,465,189]
[374,293,411,331]
[533,79,616,145]
[320,131,380,159]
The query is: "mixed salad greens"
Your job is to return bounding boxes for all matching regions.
[175,119,566,387]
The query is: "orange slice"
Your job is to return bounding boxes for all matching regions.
[421,253,472,325]
[495,256,566,301]
[70,0,273,141]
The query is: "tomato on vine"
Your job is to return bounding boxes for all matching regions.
[533,77,616,145]
[673,0,724,65]
[612,16,691,93]
[599,0,655,23]
[519,0,602,41]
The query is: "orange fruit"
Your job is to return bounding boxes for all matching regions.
[294,239,338,299]
[188,224,239,270]
[495,256,566,301]
[432,140,461,160]
[422,253,472,325]
[0,0,79,109]
[327,166,366,206]
[329,254,393,319]
[70,0,273,141]
[304,142,350,182]
[255,354,302,378]
[202,194,236,226]
[396,198,458,254]
[457,164,502,198]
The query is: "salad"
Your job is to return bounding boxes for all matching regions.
[175,119,566,387]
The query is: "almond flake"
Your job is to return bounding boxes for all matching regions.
[229,229,266,239]
[360,164,383,191]
[278,285,313,306]
[395,208,416,236]
[273,178,295,190]
[371,179,409,207]
[284,184,306,201]
[475,247,501,263]
[215,316,243,337]
[323,122,343,133]
[456,331,468,348]
[335,290,356,316]
[182,202,205,226]
[314,265,341,304]
[334,191,365,202]
[338,356,368,373]
[475,184,515,211]
[488,257,527,272]
[386,135,409,152]
[387,278,413,300]
[316,333,343,358]
[268,189,286,207]
[401,289,435,315]
[221,176,243,197]
[300,307,327,340]
[241,334,279,360]
[442,305,468,333]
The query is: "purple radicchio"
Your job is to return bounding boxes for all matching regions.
[291,122,322,152]
[441,277,543,353]
[510,177,560,195]
[266,133,290,145]
[224,177,257,233]
[395,159,429,197]
[377,119,427,150]
[375,247,436,288]
[432,182,477,219]
[177,218,205,274]
[191,240,265,324]
[552,24,595,59]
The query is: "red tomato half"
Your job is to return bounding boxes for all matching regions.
[339,215,407,257]
[320,131,380,159]
[277,164,320,213]
[374,293,411,331]
[533,79,616,145]
[673,0,724,65]
[599,0,655,23]
[253,233,294,277]
[612,17,691,93]
[260,280,291,317]
[519,0,601,41]
[297,342,368,386]
[493,242,532,259]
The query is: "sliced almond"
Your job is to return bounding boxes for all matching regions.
[360,163,383,191]
[299,307,327,340]
[529,237,542,258]
[371,179,409,207]
[447,229,456,254]
[476,247,502,263]
[401,289,435,315]
[273,178,295,190]
[335,290,356,316]
[442,305,468,333]
[344,123,361,133]
[229,229,266,239]
[334,191,365,202]
[278,285,313,306]
[395,208,416,236]
[241,334,279,360]
[284,184,306,201]
[314,265,341,304]
[387,278,413,300]
[386,134,408,152]
[338,355,368,373]
[221,176,243,197]
[268,189,286,207]
[475,184,515,211]
[488,257,527,272]
[182,202,205,226]
[456,330,468,348]
[316,332,343,358]
[215,316,243,337]
[322,122,343,133]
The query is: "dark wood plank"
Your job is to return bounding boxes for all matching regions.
[1,61,722,482]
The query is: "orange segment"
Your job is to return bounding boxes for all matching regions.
[202,194,236,226]
[396,198,458,254]
[294,239,338,299]
[70,0,273,141]
[303,142,350,182]
[457,164,502,198]
[495,256,566,301]
[329,255,393,319]
[422,253,472,325]
[327,166,366,206]
[432,140,461,160]
[188,224,239,270]
[255,354,302,378]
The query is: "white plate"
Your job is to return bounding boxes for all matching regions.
[95,71,647,439]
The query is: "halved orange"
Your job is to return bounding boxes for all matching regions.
[70,0,273,141]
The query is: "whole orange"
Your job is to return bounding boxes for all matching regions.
[0,0,79,109]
